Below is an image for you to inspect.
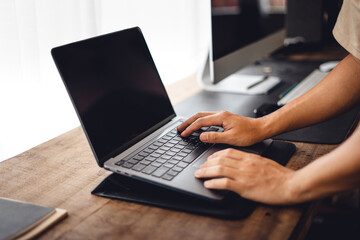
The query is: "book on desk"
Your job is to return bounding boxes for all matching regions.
[0,197,67,240]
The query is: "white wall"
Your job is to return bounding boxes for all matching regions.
[0,0,210,161]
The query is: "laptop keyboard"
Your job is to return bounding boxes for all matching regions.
[115,124,221,181]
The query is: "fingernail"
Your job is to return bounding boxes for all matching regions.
[194,169,201,177]
[204,181,211,188]
[200,133,208,142]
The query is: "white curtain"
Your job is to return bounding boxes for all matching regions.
[0,0,209,161]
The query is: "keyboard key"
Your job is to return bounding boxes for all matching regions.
[173,156,184,161]
[162,135,172,140]
[148,144,159,150]
[173,136,182,141]
[178,141,188,146]
[140,160,152,165]
[151,162,162,167]
[161,155,171,160]
[143,148,154,154]
[157,138,168,144]
[177,162,188,168]
[207,127,218,132]
[156,158,167,164]
[122,162,134,168]
[123,155,133,161]
[170,148,181,153]
[154,149,166,155]
[128,159,139,165]
[169,140,179,144]
[162,174,175,181]
[145,156,156,162]
[201,127,209,131]
[174,144,185,149]
[152,167,170,177]
[165,151,176,156]
[138,151,150,157]
[191,132,200,137]
[142,165,157,175]
[133,156,144,161]
[181,149,192,154]
[190,139,200,145]
[115,160,125,166]
[177,152,188,157]
[164,163,175,168]
[160,146,170,151]
[172,166,183,172]
[132,163,146,171]
[153,141,164,147]
[182,157,196,164]
[150,153,161,158]
[168,159,179,165]
[185,146,196,150]
[166,133,176,137]
[167,170,180,176]
[164,143,175,148]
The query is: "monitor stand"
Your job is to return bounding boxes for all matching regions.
[197,55,282,95]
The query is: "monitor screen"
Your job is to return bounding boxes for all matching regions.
[212,0,286,61]
[207,0,286,85]
[52,28,175,165]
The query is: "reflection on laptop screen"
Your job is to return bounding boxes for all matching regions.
[52,28,175,163]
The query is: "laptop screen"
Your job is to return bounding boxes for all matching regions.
[52,27,176,165]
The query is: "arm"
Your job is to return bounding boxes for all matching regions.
[178,54,360,146]
[195,128,360,205]
[291,127,360,202]
[260,54,360,139]
[179,54,360,205]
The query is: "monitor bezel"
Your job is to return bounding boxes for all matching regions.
[207,1,286,84]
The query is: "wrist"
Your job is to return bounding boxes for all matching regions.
[284,170,305,204]
[285,167,320,204]
[254,115,279,140]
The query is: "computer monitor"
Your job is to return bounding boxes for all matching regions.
[198,0,286,95]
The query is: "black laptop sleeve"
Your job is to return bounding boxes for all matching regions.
[92,140,296,219]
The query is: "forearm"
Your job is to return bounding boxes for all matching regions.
[258,54,360,139]
[289,129,360,203]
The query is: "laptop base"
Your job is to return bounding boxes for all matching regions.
[92,141,296,219]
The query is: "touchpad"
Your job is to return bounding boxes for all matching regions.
[192,139,273,168]
[192,157,207,168]
[192,146,225,168]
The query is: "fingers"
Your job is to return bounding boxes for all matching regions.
[203,178,239,192]
[200,156,240,169]
[209,148,249,160]
[198,131,230,144]
[178,112,224,137]
[180,114,221,137]
[177,112,215,132]
[195,165,238,179]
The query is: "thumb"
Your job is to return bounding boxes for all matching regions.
[200,131,229,144]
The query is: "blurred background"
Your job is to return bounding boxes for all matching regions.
[0,0,211,161]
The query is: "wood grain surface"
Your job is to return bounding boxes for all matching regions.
[0,43,351,239]
[0,72,341,240]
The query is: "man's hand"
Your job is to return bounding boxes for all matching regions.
[195,148,297,205]
[177,111,267,146]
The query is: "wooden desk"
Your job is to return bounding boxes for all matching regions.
[0,46,351,239]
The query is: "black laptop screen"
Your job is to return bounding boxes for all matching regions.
[52,28,176,165]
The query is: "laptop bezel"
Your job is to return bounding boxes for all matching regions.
[51,27,177,167]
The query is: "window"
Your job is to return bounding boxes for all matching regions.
[0,0,209,161]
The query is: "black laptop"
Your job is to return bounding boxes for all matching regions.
[51,27,271,200]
